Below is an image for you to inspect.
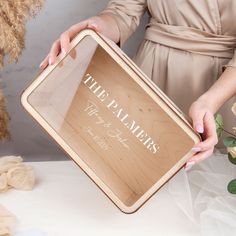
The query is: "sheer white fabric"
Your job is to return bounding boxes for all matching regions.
[168,149,236,236]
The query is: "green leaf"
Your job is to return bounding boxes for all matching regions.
[216,128,223,139]
[227,179,236,194]
[228,153,236,165]
[215,114,224,138]
[215,114,224,129]
[223,137,236,147]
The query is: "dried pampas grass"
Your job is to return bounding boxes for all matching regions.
[0,0,44,141]
[0,0,44,67]
[0,88,10,141]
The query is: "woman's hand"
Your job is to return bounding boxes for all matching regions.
[185,97,218,171]
[185,66,236,171]
[39,15,120,69]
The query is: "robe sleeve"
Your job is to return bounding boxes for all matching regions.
[99,0,147,47]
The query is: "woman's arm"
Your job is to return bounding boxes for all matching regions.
[198,67,236,113]
[40,0,147,69]
[185,67,236,170]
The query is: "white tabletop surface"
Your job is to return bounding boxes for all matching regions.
[0,160,200,236]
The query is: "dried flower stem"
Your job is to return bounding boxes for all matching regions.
[222,127,236,138]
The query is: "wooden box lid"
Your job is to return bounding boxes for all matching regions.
[21,29,201,213]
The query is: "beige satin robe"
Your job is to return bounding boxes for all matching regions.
[100,0,236,150]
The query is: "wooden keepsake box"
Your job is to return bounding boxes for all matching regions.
[21,29,201,213]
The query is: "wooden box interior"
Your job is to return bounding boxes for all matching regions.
[22,30,200,213]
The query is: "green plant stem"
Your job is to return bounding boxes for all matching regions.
[222,128,236,138]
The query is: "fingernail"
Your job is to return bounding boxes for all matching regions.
[62,48,66,55]
[191,147,201,152]
[196,124,204,133]
[49,58,52,65]
[39,62,44,68]
[89,22,98,29]
[185,160,195,171]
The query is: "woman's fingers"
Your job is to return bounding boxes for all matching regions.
[47,25,80,66]
[39,54,50,69]
[39,39,60,68]
[185,148,214,171]
[48,39,61,65]
[60,32,70,54]
[189,146,214,163]
[39,18,101,68]
[39,16,104,69]
[87,18,100,31]
[186,100,218,171]
[185,111,218,171]
[69,21,90,37]
[60,19,100,54]
[194,133,218,152]
[189,101,205,134]
[193,111,218,151]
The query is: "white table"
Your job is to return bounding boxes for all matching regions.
[0,161,200,236]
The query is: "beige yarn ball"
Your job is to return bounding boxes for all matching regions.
[6,164,35,190]
[0,156,36,191]
[0,173,8,193]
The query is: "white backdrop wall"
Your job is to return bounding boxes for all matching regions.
[0,0,148,161]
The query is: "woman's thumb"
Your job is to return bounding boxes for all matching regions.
[189,105,205,134]
[87,19,99,31]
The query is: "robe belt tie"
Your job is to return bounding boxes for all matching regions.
[145,18,236,58]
